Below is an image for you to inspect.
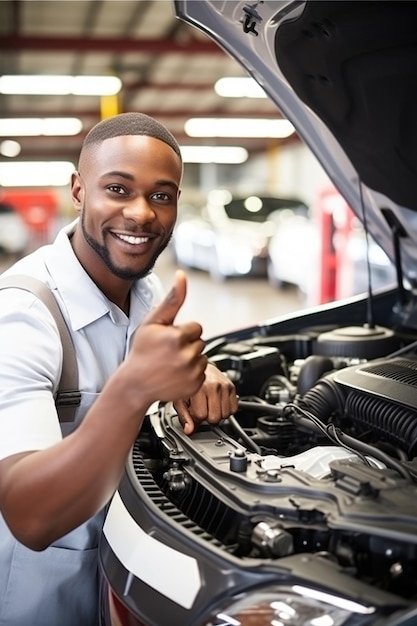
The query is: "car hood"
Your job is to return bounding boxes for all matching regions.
[174,0,417,288]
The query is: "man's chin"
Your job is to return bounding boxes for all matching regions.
[109,260,155,281]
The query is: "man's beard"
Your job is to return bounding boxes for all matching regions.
[81,211,172,281]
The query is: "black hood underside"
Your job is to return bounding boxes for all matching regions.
[276,1,417,211]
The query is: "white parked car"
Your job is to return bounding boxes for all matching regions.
[267,209,318,295]
[172,189,308,281]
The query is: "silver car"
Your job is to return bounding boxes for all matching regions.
[99,3,417,625]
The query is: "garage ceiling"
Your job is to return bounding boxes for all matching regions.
[0,0,287,165]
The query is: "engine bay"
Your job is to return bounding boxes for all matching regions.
[135,313,417,605]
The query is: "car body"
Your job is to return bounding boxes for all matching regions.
[172,189,309,281]
[99,2,417,625]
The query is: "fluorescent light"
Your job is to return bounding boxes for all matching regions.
[180,145,248,164]
[72,76,122,96]
[0,75,122,96]
[0,162,75,187]
[0,140,21,157]
[0,118,82,136]
[215,77,267,98]
[184,118,295,139]
[42,118,83,135]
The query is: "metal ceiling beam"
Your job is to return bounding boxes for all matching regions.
[16,133,275,144]
[0,108,279,118]
[0,35,224,54]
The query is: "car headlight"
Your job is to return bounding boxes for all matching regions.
[201,584,376,626]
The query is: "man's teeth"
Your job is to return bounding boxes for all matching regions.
[117,234,149,244]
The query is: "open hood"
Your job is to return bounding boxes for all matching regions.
[174,1,417,289]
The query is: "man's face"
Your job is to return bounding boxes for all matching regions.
[71,134,182,284]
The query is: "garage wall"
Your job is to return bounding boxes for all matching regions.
[185,141,332,206]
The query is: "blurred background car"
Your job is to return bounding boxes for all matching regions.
[172,189,308,281]
[267,186,397,305]
[0,201,30,260]
[267,209,317,296]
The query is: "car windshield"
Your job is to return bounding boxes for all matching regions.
[224,196,305,222]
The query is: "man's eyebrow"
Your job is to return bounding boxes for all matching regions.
[100,170,135,181]
[100,171,178,191]
[155,179,179,192]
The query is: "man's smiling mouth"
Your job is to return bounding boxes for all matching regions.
[114,233,151,245]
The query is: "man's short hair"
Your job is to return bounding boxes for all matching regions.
[81,112,181,158]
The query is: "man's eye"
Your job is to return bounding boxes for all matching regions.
[152,192,170,201]
[108,185,126,195]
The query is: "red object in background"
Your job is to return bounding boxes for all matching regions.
[312,185,355,305]
[0,190,57,235]
[314,186,337,304]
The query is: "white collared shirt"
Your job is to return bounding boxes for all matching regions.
[0,218,165,460]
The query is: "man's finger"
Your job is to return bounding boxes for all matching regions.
[173,399,196,435]
[143,270,187,327]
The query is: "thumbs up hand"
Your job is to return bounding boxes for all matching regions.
[125,270,207,408]
[122,269,238,435]
[142,268,188,328]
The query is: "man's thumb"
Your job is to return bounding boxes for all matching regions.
[144,269,187,326]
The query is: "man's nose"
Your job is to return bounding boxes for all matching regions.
[123,198,156,222]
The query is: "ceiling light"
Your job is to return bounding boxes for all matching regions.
[0,140,21,157]
[0,118,83,136]
[0,162,75,187]
[185,118,295,139]
[0,75,122,96]
[180,145,248,164]
[215,77,267,98]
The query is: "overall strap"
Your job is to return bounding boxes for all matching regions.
[0,275,80,422]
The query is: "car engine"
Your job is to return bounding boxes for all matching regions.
[124,316,415,598]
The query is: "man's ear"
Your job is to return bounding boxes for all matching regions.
[70,171,84,213]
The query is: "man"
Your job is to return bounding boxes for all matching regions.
[0,112,238,626]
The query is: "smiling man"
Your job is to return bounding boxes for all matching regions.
[0,112,238,626]
[72,116,183,302]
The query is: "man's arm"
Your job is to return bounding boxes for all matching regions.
[0,271,211,550]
